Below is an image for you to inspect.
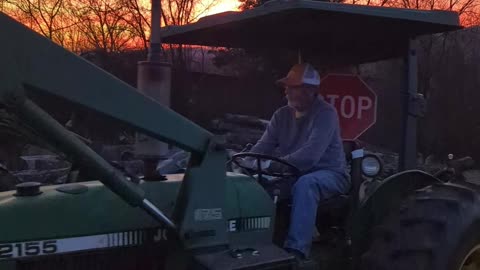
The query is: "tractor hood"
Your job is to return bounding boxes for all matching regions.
[0,173,274,246]
[160,0,462,64]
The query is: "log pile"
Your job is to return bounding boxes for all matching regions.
[209,114,408,176]
[0,144,142,190]
[210,114,269,151]
[0,112,452,190]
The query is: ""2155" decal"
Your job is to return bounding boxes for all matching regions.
[0,241,58,258]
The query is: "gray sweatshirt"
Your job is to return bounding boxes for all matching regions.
[251,97,347,176]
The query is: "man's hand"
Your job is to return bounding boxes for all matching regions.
[236,157,254,169]
[237,157,270,170]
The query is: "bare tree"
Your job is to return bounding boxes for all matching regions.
[6,0,66,39]
[158,0,219,67]
[341,0,479,25]
[2,0,221,54]
[161,0,217,26]
[3,0,86,50]
[120,0,151,52]
[69,0,135,53]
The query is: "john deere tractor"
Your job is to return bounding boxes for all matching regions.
[1,1,479,270]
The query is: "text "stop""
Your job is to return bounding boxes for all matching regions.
[324,94,373,119]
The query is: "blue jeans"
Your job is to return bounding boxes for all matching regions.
[284,169,350,257]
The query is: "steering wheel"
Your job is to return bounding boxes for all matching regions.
[230,152,300,180]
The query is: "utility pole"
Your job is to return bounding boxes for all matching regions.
[135,0,172,177]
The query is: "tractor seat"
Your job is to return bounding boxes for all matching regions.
[316,140,360,212]
[317,194,349,211]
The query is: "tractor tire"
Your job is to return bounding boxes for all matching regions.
[361,182,480,270]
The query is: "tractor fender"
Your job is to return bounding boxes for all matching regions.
[350,169,441,262]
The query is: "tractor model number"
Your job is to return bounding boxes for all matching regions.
[0,240,57,258]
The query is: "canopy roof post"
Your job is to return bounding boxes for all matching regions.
[399,38,418,170]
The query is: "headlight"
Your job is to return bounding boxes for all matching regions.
[361,154,382,177]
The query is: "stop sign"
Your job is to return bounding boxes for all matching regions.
[319,74,377,140]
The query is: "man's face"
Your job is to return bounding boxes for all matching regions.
[285,84,318,112]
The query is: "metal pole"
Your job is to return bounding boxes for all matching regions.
[136,0,172,170]
[148,0,162,62]
[399,38,418,170]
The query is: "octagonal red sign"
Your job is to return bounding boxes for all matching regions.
[319,74,377,140]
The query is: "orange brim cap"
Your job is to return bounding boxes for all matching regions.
[276,76,303,86]
[276,63,320,87]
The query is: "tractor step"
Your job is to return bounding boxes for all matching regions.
[295,258,319,270]
[194,244,296,270]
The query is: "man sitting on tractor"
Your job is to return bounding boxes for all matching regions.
[250,63,350,260]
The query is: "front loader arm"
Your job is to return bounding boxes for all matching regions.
[0,12,211,156]
[0,12,229,249]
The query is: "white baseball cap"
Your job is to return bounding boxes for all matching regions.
[276,63,321,87]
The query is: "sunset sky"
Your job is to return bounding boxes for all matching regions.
[201,0,241,17]
[2,0,476,53]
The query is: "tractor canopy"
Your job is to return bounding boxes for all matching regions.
[160,0,462,64]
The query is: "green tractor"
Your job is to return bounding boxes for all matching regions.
[0,1,478,269]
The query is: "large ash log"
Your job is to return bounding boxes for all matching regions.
[222,114,269,129]
[211,114,268,151]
